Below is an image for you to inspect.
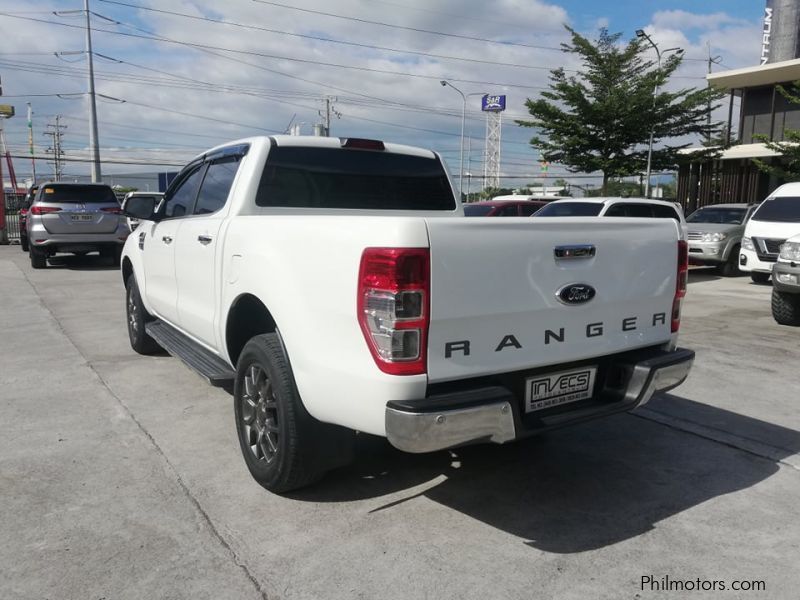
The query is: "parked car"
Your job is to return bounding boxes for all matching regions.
[685,203,756,276]
[533,197,687,235]
[741,183,800,283]
[121,135,693,493]
[771,234,800,325]
[27,182,129,269]
[464,199,547,216]
[18,184,38,252]
[121,191,164,232]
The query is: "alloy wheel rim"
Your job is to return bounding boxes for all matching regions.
[128,288,138,334]
[241,364,279,463]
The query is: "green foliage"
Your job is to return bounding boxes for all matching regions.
[754,83,800,181]
[585,178,643,197]
[516,27,725,194]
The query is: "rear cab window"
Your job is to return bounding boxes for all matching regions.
[38,184,116,203]
[752,197,800,222]
[534,202,603,217]
[256,146,456,210]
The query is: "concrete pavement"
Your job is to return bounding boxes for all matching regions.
[1,246,798,599]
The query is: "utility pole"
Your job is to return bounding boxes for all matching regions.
[43,116,66,181]
[706,42,722,142]
[27,103,36,183]
[85,0,101,181]
[317,96,340,137]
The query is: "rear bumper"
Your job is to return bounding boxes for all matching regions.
[385,347,694,453]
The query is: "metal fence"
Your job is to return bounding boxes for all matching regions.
[3,193,26,243]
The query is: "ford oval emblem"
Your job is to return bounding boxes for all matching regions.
[556,283,596,305]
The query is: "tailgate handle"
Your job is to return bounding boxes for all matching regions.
[554,245,595,260]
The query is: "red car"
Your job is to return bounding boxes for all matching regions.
[463,199,547,216]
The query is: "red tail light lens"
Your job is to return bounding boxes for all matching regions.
[31,206,62,215]
[358,248,429,375]
[672,240,689,333]
[101,207,122,214]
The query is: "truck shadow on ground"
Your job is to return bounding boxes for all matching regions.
[42,254,119,271]
[291,395,800,553]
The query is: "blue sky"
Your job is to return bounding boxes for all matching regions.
[0,0,769,187]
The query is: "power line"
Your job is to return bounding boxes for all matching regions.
[97,0,568,73]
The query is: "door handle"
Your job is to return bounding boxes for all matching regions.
[162,235,173,244]
[197,234,213,245]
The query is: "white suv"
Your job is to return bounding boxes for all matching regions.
[533,197,687,236]
[740,183,800,283]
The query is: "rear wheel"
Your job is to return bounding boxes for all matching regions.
[718,245,740,277]
[750,272,770,284]
[772,289,800,326]
[125,275,160,354]
[29,245,47,269]
[20,236,29,252]
[101,246,122,267]
[234,333,354,493]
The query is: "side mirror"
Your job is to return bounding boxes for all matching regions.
[123,196,159,221]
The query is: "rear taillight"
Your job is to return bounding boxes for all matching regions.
[358,247,430,375]
[672,240,688,333]
[31,206,61,215]
[101,207,122,214]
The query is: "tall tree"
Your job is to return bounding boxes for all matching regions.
[516,28,724,195]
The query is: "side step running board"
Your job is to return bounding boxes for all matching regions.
[145,320,235,386]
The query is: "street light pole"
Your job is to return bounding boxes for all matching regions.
[440,81,466,198]
[636,30,682,198]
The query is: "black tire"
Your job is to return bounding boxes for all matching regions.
[750,271,771,284]
[125,275,161,354]
[101,246,122,267]
[772,289,800,326]
[718,245,740,277]
[29,245,47,269]
[234,333,354,493]
[20,236,29,252]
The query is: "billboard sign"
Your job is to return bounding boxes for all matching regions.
[481,94,506,112]
[0,105,14,118]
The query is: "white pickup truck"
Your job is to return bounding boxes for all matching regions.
[121,135,694,493]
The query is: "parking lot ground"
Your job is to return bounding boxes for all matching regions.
[1,246,799,600]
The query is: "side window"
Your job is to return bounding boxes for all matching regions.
[499,205,519,216]
[519,203,539,216]
[164,165,205,218]
[652,204,681,221]
[604,204,629,217]
[194,157,242,215]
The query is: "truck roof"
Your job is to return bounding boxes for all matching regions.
[191,135,438,163]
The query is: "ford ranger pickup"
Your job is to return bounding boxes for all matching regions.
[121,135,694,493]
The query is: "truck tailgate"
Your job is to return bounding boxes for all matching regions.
[425,217,680,383]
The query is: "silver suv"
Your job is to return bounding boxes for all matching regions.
[27,182,129,269]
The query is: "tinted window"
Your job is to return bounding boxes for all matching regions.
[39,184,116,203]
[519,202,544,216]
[534,202,603,217]
[164,165,205,218]
[751,197,800,222]
[498,204,520,216]
[687,207,747,224]
[652,205,681,221]
[256,146,455,210]
[464,204,494,216]
[195,157,241,215]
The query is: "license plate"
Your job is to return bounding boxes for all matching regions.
[525,366,597,413]
[71,214,94,221]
